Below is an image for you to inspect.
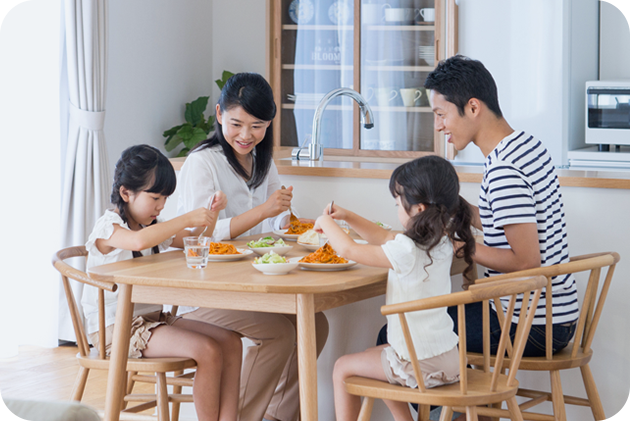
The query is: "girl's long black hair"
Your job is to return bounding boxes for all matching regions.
[111,144,177,257]
[191,72,277,189]
[389,155,476,280]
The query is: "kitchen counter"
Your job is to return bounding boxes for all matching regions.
[169,156,630,189]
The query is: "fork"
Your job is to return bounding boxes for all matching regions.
[281,185,299,224]
[319,201,335,247]
[198,193,216,240]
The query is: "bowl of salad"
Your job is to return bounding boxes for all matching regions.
[247,236,293,256]
[252,251,300,275]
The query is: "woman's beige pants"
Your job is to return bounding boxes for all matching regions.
[183,308,329,421]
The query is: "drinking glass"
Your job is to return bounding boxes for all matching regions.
[184,236,211,269]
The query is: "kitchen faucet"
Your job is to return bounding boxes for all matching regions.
[292,87,374,161]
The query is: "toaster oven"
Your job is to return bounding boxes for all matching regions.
[586,80,630,147]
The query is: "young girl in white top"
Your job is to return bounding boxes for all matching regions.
[83,144,241,421]
[313,155,476,421]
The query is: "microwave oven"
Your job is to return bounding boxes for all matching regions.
[585,80,630,146]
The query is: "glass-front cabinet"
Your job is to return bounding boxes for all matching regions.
[270,0,458,158]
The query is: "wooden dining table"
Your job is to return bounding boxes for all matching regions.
[88,233,390,421]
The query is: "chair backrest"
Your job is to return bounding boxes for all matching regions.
[380,275,547,395]
[52,246,118,360]
[476,251,620,360]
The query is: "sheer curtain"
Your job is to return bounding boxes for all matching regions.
[58,0,110,340]
[0,1,62,358]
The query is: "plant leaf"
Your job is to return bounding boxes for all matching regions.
[204,115,215,134]
[183,127,208,149]
[185,96,209,126]
[177,147,191,157]
[176,124,194,141]
[215,70,235,90]
[163,123,184,138]
[165,134,183,152]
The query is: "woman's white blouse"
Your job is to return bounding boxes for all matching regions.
[82,210,174,335]
[176,145,290,241]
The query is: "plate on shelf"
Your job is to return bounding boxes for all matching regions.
[299,260,358,271]
[207,249,253,262]
[328,1,352,25]
[288,0,314,24]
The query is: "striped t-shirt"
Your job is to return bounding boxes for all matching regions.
[479,130,578,325]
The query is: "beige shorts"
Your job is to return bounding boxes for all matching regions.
[381,345,460,389]
[88,311,181,358]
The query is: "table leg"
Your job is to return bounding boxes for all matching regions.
[297,293,318,421]
[104,284,134,421]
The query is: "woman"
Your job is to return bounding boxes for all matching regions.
[175,72,329,421]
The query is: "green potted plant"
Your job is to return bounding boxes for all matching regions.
[163,70,235,157]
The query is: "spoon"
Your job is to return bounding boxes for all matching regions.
[198,193,216,240]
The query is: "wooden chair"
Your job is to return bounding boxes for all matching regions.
[52,246,197,421]
[467,251,620,421]
[344,274,547,421]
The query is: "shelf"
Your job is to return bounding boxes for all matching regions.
[282,64,353,71]
[362,24,435,31]
[282,104,432,113]
[363,65,434,72]
[283,24,354,31]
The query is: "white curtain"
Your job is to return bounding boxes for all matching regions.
[59,0,110,340]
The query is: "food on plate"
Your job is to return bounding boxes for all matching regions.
[286,220,314,235]
[297,229,320,245]
[299,243,348,264]
[254,251,288,264]
[374,221,385,227]
[247,237,287,248]
[209,242,241,255]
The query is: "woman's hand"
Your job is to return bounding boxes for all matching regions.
[263,186,293,219]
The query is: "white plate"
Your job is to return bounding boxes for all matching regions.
[248,245,293,256]
[299,260,357,271]
[207,248,253,262]
[298,239,367,251]
[273,229,302,241]
[373,221,392,230]
[252,257,300,275]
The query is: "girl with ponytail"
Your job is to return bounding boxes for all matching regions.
[313,155,474,421]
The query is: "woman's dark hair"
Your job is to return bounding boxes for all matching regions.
[111,144,176,256]
[424,54,503,118]
[389,155,476,280]
[192,72,277,189]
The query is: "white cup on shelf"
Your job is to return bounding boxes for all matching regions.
[420,8,435,22]
[399,88,422,107]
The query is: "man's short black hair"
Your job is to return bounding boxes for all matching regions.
[424,55,503,118]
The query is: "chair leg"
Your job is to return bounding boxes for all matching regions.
[506,397,524,421]
[122,371,137,410]
[465,406,478,421]
[357,397,374,421]
[171,370,183,421]
[550,370,567,421]
[418,404,431,421]
[156,372,170,421]
[580,364,606,421]
[440,406,454,421]
[70,366,89,402]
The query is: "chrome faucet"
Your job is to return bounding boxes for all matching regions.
[292,87,375,161]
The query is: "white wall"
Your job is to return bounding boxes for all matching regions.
[600,1,630,80]
[104,0,214,172]
[454,0,599,166]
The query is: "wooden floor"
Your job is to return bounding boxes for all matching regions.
[0,344,155,412]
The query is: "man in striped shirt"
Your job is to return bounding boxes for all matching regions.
[424,55,578,358]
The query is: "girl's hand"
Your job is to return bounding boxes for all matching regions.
[323,202,347,220]
[263,186,293,219]
[210,191,227,212]
[186,207,216,229]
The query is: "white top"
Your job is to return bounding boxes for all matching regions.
[480,130,578,325]
[381,234,458,361]
[82,210,174,335]
[174,144,291,315]
[176,145,290,240]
